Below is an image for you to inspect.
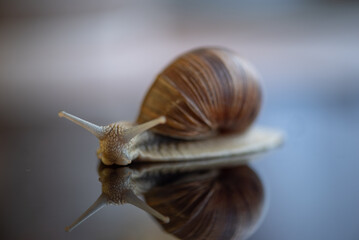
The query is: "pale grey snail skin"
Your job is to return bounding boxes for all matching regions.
[58,112,167,165]
[58,47,283,166]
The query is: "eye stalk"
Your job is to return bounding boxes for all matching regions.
[58,111,166,165]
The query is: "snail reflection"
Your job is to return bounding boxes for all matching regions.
[146,166,264,240]
[66,157,265,240]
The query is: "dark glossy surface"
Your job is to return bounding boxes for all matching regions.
[1,87,359,239]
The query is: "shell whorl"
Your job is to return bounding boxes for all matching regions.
[137,47,262,140]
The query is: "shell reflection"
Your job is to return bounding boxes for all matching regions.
[66,158,265,239]
[145,166,264,240]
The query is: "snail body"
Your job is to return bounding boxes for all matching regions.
[59,47,282,165]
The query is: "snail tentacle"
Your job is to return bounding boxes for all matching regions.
[123,116,166,141]
[58,111,106,139]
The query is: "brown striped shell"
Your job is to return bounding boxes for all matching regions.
[137,47,262,140]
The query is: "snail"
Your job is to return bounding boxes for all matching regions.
[59,47,283,165]
[66,156,264,236]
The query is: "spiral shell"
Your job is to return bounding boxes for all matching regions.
[137,47,262,139]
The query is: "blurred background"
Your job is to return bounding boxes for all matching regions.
[0,0,359,239]
[1,0,358,127]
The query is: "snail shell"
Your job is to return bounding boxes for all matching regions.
[59,47,283,165]
[137,47,261,139]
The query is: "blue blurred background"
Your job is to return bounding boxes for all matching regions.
[1,0,358,126]
[0,1,358,239]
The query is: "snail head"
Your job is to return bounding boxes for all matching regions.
[58,111,166,165]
